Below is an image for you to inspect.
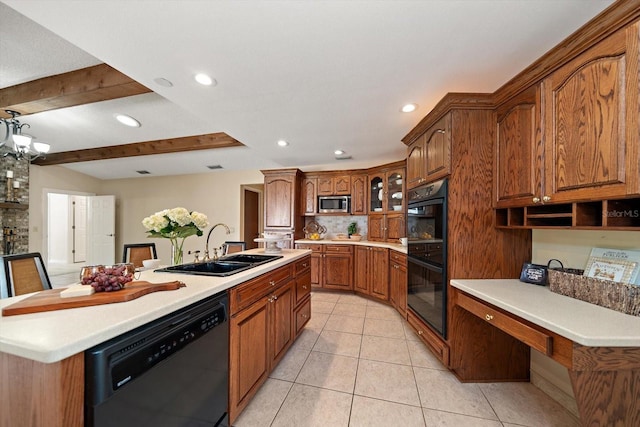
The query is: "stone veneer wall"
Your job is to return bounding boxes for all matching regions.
[1,156,29,255]
[304,215,368,239]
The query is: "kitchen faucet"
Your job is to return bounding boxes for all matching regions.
[203,223,231,261]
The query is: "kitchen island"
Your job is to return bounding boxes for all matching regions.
[0,248,310,427]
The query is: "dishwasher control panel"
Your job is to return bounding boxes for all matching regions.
[85,293,228,405]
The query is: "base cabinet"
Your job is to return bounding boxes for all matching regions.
[389,251,407,317]
[354,246,389,301]
[228,257,310,424]
[296,243,353,290]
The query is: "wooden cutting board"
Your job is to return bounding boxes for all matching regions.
[1,280,186,316]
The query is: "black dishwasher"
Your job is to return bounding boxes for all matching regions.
[85,291,229,427]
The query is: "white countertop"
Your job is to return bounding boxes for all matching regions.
[451,279,640,347]
[0,249,310,364]
[295,239,407,254]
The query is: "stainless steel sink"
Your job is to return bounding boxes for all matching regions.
[155,254,282,277]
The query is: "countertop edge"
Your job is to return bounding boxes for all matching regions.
[450,279,640,347]
[295,239,407,253]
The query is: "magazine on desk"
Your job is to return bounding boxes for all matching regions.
[585,248,640,285]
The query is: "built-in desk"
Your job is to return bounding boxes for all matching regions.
[450,279,640,427]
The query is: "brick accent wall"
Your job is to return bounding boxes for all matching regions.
[1,156,29,255]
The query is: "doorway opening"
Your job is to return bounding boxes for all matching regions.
[44,190,116,279]
[45,191,92,277]
[240,184,263,250]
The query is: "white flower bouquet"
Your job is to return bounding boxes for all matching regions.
[142,207,209,264]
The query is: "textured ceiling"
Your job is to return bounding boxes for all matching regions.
[0,0,615,179]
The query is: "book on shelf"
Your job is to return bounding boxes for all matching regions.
[584,247,640,285]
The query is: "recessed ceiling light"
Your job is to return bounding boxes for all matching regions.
[334,150,345,155]
[115,114,141,127]
[195,73,216,86]
[277,140,289,147]
[153,77,173,87]
[401,103,418,113]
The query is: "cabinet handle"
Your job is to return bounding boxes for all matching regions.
[301,314,308,319]
[302,263,308,268]
[532,197,540,204]
[302,285,308,289]
[418,330,423,335]
[542,195,551,203]
[485,314,494,321]
[270,280,276,286]
[273,295,278,301]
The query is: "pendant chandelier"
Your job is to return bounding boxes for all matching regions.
[0,110,50,161]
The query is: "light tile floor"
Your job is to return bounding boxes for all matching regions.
[233,292,579,427]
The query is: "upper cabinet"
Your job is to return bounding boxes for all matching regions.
[369,167,405,214]
[541,23,639,204]
[406,114,451,189]
[494,84,543,208]
[262,169,303,247]
[317,175,351,196]
[350,174,367,215]
[301,177,317,215]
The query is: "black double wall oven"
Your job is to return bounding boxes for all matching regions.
[406,179,448,339]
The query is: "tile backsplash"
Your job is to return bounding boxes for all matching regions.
[305,216,368,239]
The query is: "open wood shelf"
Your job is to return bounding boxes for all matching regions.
[495,198,639,230]
[0,202,28,211]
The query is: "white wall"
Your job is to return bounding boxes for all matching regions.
[100,170,265,263]
[29,165,265,264]
[531,228,640,415]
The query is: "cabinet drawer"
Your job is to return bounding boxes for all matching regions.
[296,244,323,252]
[295,256,311,275]
[294,296,311,335]
[389,251,407,266]
[325,244,352,253]
[407,310,449,366]
[457,292,553,356]
[229,265,292,314]
[295,270,311,304]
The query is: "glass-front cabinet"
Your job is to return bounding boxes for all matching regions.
[369,168,404,214]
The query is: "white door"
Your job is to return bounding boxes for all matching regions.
[87,195,116,265]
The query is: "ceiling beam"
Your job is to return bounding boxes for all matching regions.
[32,133,244,166]
[0,64,151,118]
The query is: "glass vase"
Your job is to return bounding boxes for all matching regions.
[170,239,184,265]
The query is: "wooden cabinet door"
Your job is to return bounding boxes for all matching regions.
[386,214,405,242]
[323,252,353,290]
[334,176,351,195]
[317,177,334,195]
[309,252,321,287]
[386,168,405,213]
[302,178,317,215]
[354,246,369,293]
[425,114,451,181]
[229,298,269,421]
[351,174,367,215]
[390,257,407,317]
[368,215,385,241]
[370,247,389,300]
[264,175,295,228]
[269,281,293,368]
[407,136,425,189]
[543,25,639,202]
[495,84,543,207]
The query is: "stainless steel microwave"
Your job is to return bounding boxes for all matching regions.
[318,196,350,213]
